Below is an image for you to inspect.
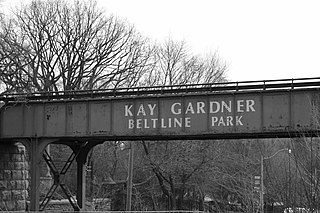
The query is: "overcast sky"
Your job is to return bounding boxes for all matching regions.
[2,0,320,82]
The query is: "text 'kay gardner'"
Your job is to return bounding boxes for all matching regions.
[124,100,256,129]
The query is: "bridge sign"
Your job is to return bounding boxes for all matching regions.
[0,78,319,140]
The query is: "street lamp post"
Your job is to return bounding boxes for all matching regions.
[260,155,264,213]
[108,141,134,211]
[126,142,134,211]
[260,148,291,213]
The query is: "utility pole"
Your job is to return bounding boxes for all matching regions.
[126,142,134,211]
[260,155,264,213]
[260,148,291,213]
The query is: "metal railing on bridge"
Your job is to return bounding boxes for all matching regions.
[22,211,206,213]
[1,77,320,103]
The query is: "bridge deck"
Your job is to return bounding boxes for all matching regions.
[1,77,320,141]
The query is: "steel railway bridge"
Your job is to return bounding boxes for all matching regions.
[1,77,320,211]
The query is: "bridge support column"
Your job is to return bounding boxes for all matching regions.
[74,141,102,211]
[76,158,87,211]
[29,139,41,211]
[0,142,28,211]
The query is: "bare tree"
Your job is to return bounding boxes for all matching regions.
[141,38,227,86]
[139,140,221,210]
[0,0,155,93]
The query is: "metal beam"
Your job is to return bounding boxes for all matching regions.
[76,159,86,211]
[40,148,80,211]
[1,87,320,141]
[29,139,41,211]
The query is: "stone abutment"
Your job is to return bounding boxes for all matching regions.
[0,142,29,211]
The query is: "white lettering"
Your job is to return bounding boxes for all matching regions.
[126,100,254,129]
[136,119,142,128]
[185,102,195,114]
[171,103,182,115]
[148,104,157,115]
[125,105,133,117]
[236,116,243,125]
[144,119,150,128]
[226,116,233,126]
[185,117,191,127]
[128,119,134,129]
[161,118,167,128]
[151,119,158,128]
[197,102,206,114]
[211,116,243,127]
[237,100,244,112]
[218,117,226,126]
[246,100,255,112]
[212,117,218,126]
[222,101,232,112]
[174,118,182,127]
[210,101,220,113]
[168,118,172,128]
[137,105,146,116]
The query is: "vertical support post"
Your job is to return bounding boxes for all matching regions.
[260,155,264,213]
[288,149,291,208]
[30,139,41,211]
[126,142,134,211]
[89,161,94,203]
[76,155,87,211]
[45,145,51,177]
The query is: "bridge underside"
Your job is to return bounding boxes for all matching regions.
[1,77,320,211]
